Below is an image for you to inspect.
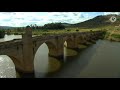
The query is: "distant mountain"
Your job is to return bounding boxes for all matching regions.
[66,14,120,28]
[0,26,15,29]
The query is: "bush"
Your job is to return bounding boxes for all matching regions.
[90,30,93,32]
[14,32,19,35]
[111,34,120,38]
[67,29,71,31]
[76,29,79,31]
[42,33,48,35]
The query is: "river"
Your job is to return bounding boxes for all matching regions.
[0,35,120,78]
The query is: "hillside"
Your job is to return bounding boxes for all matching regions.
[0,26,15,29]
[69,14,120,28]
[61,23,74,27]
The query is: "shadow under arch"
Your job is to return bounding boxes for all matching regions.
[0,55,16,78]
[63,37,78,58]
[63,36,74,48]
[33,40,57,59]
[63,37,74,56]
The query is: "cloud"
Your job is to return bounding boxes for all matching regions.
[29,18,43,21]
[0,12,104,27]
[73,13,78,16]
[46,12,87,24]
[80,14,85,18]
[3,19,11,21]
[104,12,120,15]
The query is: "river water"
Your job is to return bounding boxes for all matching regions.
[0,35,120,78]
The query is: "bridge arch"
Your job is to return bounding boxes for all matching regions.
[33,40,57,58]
[63,35,74,48]
[33,40,58,77]
[34,43,49,77]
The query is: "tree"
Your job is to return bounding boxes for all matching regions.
[43,22,65,30]
[26,25,31,28]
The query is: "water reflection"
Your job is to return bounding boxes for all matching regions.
[64,48,78,57]
[49,40,120,78]
[48,57,61,73]
[79,40,120,78]
[34,43,49,78]
[34,43,62,78]
[0,34,22,42]
[48,45,93,78]
[0,55,16,78]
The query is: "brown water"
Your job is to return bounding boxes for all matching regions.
[48,40,120,78]
[0,35,120,78]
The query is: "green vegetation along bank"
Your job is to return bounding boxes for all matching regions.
[104,29,120,42]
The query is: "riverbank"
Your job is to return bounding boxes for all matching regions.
[104,30,120,42]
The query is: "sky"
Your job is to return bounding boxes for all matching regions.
[0,12,120,27]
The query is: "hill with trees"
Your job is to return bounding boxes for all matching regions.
[26,22,65,30]
[70,14,120,28]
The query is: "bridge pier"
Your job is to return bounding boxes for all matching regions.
[48,36,64,61]
[66,37,79,50]
[22,27,34,74]
[49,54,64,60]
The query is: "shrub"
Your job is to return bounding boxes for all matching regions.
[67,29,70,31]
[76,29,79,31]
[90,30,93,32]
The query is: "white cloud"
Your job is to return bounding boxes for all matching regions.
[104,12,120,15]
[46,12,89,24]
[0,12,102,27]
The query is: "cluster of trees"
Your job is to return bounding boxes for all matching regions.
[44,23,65,29]
[26,23,65,30]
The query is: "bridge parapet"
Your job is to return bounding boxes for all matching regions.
[0,40,22,49]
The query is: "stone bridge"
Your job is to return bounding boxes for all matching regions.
[0,28,104,76]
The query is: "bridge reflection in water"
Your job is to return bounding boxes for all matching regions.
[0,55,16,78]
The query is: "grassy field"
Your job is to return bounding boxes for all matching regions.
[6,27,102,36]
[101,26,120,41]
